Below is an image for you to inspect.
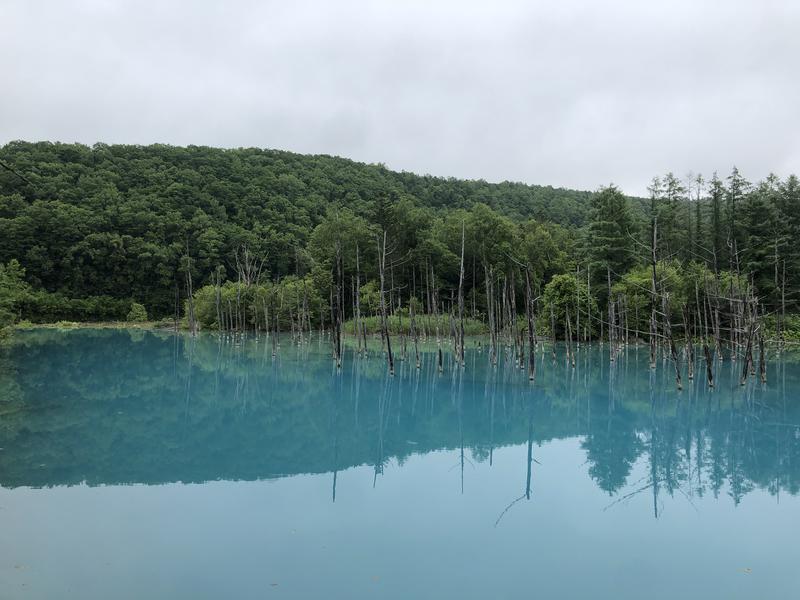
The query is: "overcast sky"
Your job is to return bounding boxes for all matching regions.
[1,0,798,195]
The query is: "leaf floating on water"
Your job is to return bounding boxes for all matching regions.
[738,568,752,574]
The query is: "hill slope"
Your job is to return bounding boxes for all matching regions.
[0,141,594,313]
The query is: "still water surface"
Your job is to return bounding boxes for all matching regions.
[1,329,799,599]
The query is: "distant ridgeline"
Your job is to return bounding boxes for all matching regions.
[1,141,799,346]
[1,329,799,500]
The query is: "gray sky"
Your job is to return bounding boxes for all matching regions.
[1,0,798,195]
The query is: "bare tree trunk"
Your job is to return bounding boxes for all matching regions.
[780,259,786,349]
[576,264,581,345]
[378,231,394,375]
[586,265,591,341]
[458,221,466,367]
[355,243,362,354]
[410,269,421,369]
[525,268,536,381]
[697,282,714,387]
[740,301,756,386]
[214,269,222,333]
[272,306,278,356]
[432,263,441,343]
[683,305,694,380]
[649,218,658,368]
[268,300,274,338]
[607,265,614,362]
[174,283,180,333]
[662,294,682,390]
[333,241,343,368]
[565,308,575,368]
[185,254,197,336]
[484,262,496,365]
[758,317,766,384]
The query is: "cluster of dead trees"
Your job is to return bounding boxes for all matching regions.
[180,224,786,392]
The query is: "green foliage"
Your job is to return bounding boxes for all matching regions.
[358,280,381,314]
[541,273,599,337]
[742,176,781,302]
[0,260,30,339]
[518,220,570,285]
[192,276,323,331]
[611,261,747,337]
[0,141,798,331]
[760,315,800,341]
[18,291,130,323]
[0,141,599,316]
[126,302,148,322]
[611,261,685,335]
[308,206,377,275]
[656,173,691,261]
[587,185,637,282]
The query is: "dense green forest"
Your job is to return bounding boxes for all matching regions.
[0,141,798,342]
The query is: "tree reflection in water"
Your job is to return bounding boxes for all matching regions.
[2,328,799,516]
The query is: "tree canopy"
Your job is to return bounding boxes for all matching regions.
[0,141,797,336]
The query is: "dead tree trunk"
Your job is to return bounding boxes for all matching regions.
[758,317,766,384]
[525,268,536,381]
[378,231,394,375]
[185,254,197,336]
[697,282,714,388]
[740,301,756,386]
[662,294,682,390]
[355,243,362,354]
[683,305,694,380]
[649,218,658,369]
[457,221,466,367]
[333,241,343,368]
[565,308,575,368]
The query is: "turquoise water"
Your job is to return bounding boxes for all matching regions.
[1,329,799,599]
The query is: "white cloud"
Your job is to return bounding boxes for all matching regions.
[1,0,798,195]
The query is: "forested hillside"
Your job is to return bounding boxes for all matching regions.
[0,141,798,343]
[0,141,592,317]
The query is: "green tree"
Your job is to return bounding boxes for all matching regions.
[659,172,690,261]
[726,166,750,272]
[708,173,725,272]
[587,185,637,295]
[742,176,780,301]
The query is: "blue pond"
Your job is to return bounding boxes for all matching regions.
[1,329,799,599]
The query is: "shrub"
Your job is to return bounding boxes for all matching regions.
[127,302,148,322]
[19,291,130,323]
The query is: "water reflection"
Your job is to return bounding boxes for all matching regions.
[2,328,799,512]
